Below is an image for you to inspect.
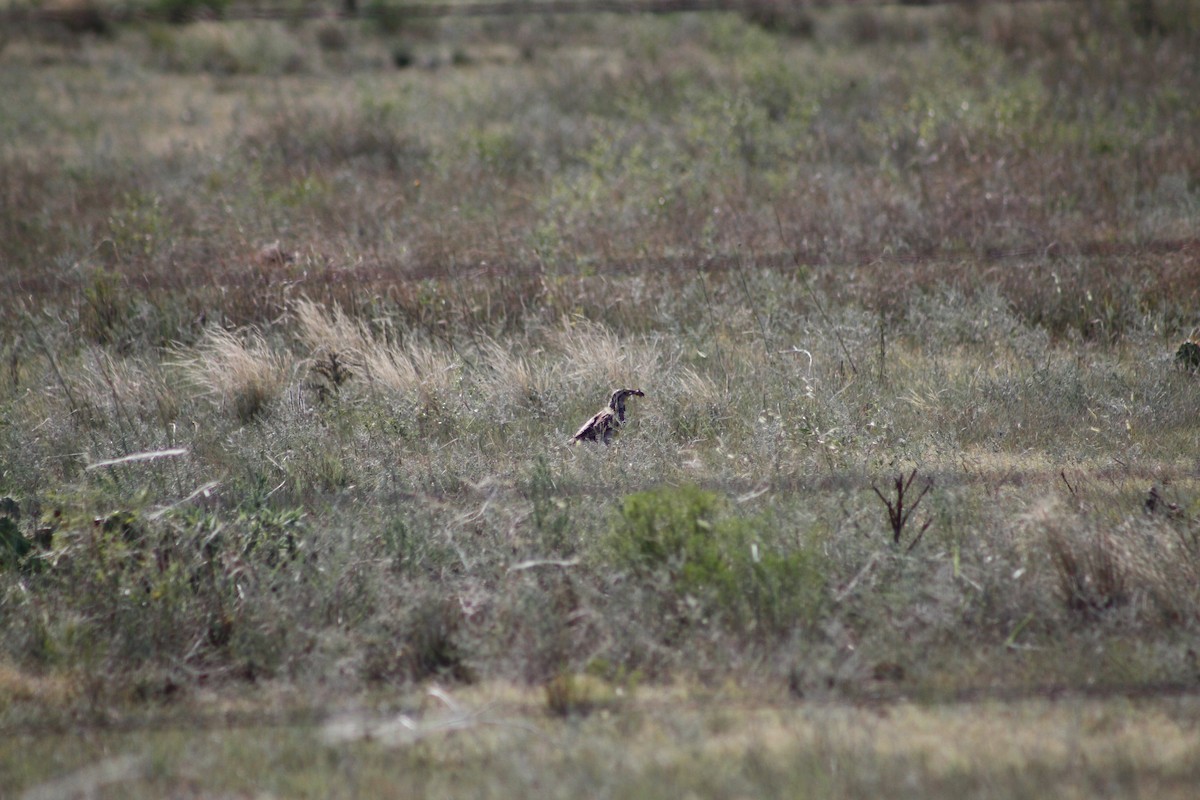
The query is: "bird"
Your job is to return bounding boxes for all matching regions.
[571,388,644,445]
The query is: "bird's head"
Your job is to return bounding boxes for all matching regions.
[608,388,645,422]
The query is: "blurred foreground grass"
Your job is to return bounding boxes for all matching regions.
[7,683,1200,798]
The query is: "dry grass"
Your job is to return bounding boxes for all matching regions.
[548,318,666,394]
[359,333,461,407]
[175,326,293,423]
[1033,497,1200,622]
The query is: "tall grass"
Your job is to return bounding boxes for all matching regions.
[176,326,293,423]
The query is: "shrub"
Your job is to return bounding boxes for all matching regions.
[0,498,35,572]
[605,485,826,638]
[363,592,474,685]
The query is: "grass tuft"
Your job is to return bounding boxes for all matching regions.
[176,326,291,423]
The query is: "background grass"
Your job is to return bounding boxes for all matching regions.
[3,1,1200,795]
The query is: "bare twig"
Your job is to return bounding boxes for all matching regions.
[871,469,933,548]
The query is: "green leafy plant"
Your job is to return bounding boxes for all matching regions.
[0,498,34,571]
[606,485,826,636]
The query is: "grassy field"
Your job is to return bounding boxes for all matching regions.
[3,1,1200,796]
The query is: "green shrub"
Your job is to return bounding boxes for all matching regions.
[605,485,826,637]
[0,500,34,571]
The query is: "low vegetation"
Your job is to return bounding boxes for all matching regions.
[2,1,1199,795]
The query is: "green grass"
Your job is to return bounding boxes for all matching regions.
[2,2,1200,796]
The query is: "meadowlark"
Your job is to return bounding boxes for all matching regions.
[571,388,644,445]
